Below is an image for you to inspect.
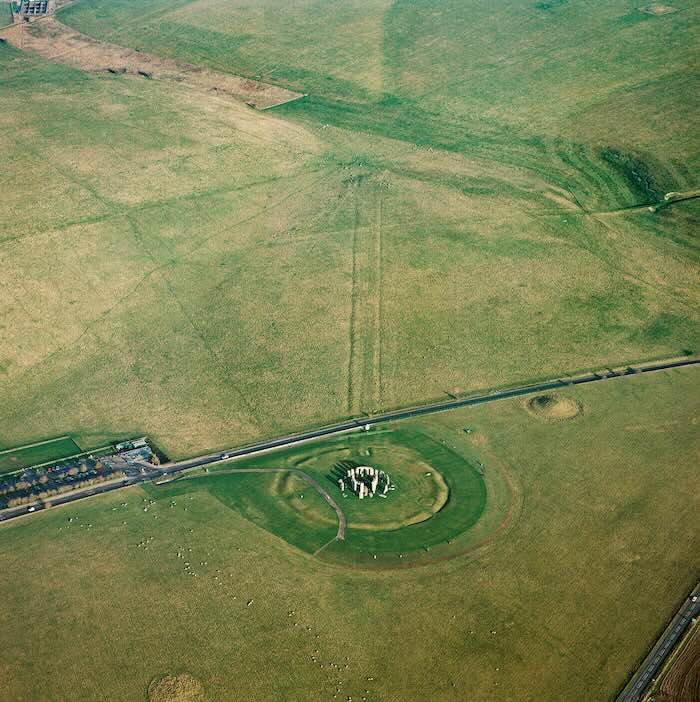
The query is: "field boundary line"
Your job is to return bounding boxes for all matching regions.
[126,215,271,433]
[259,93,308,111]
[0,435,71,456]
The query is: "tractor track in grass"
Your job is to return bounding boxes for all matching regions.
[346,186,384,416]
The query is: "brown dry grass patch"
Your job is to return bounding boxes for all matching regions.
[639,4,677,15]
[148,673,206,702]
[0,17,303,109]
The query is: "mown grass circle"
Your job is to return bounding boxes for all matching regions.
[277,444,450,531]
[154,427,514,569]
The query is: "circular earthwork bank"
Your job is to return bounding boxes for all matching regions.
[526,394,583,421]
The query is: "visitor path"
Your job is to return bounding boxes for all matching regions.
[174,467,347,541]
[0,355,697,526]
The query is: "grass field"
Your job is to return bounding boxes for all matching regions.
[1,0,699,459]
[0,436,81,474]
[1,6,698,699]
[0,367,697,701]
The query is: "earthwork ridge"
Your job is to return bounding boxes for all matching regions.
[0,16,304,109]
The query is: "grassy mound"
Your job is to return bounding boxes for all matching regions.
[527,395,583,421]
[148,674,205,702]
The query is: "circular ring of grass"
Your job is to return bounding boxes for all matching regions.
[256,428,514,567]
[275,446,450,531]
[159,428,516,569]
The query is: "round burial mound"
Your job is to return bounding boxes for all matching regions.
[148,674,206,702]
[527,394,583,421]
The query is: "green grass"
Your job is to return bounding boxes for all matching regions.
[193,427,499,566]
[0,2,12,26]
[1,4,697,700]
[0,367,697,701]
[147,472,339,555]
[0,436,81,474]
[0,3,696,460]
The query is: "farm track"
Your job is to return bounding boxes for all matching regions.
[346,188,384,416]
[592,189,700,217]
[373,190,384,411]
[346,198,361,414]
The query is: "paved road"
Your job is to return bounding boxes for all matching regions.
[1,355,697,525]
[615,582,700,702]
[176,467,346,541]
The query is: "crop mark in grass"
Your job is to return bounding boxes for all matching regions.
[177,166,337,264]
[1,266,161,396]
[346,185,384,416]
[346,198,361,415]
[586,216,700,315]
[0,169,322,248]
[12,136,121,215]
[373,188,384,411]
[126,216,271,432]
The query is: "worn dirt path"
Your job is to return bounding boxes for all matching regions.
[0,16,304,109]
[176,467,347,542]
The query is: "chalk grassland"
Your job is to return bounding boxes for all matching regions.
[0,368,697,702]
[0,44,698,460]
[1,0,699,460]
[59,0,700,168]
[0,436,81,474]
